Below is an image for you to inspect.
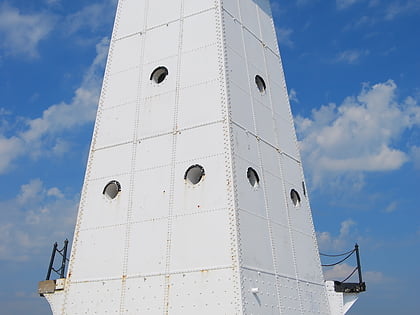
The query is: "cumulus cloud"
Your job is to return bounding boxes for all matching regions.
[0,38,109,174]
[296,80,420,188]
[276,27,294,48]
[336,0,361,10]
[318,219,358,252]
[0,3,56,58]
[335,49,370,64]
[64,2,117,35]
[0,179,78,262]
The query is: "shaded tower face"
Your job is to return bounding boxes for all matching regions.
[42,0,330,314]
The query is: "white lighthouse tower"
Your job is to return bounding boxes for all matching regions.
[39,0,363,314]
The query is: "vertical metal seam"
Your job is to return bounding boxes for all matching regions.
[118,0,149,312]
[255,4,284,314]
[217,1,244,313]
[163,0,185,313]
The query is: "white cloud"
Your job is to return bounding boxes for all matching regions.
[64,2,117,35]
[0,3,56,58]
[323,263,388,283]
[276,27,294,48]
[336,0,361,10]
[0,37,109,174]
[323,263,357,281]
[335,49,370,64]
[296,80,420,188]
[0,179,78,262]
[411,146,420,169]
[318,219,357,251]
[385,0,420,20]
[289,89,299,103]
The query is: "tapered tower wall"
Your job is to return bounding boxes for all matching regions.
[42,0,330,314]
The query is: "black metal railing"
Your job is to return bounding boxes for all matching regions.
[46,239,69,280]
[320,244,366,293]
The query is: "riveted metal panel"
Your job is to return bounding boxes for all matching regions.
[232,124,259,165]
[277,277,302,315]
[173,155,229,216]
[224,11,243,56]
[108,35,143,75]
[300,281,331,315]
[264,50,285,88]
[70,226,126,281]
[102,68,140,109]
[274,114,300,158]
[94,102,136,149]
[89,143,133,180]
[141,56,178,99]
[131,166,171,222]
[229,82,255,132]
[254,99,277,145]
[147,0,182,29]
[137,91,176,138]
[184,0,215,17]
[241,269,279,314]
[144,22,180,64]
[239,0,260,37]
[175,123,225,162]
[243,27,266,74]
[183,10,217,52]
[124,276,165,313]
[79,175,130,230]
[260,142,281,175]
[177,80,223,130]
[292,229,324,284]
[169,210,232,272]
[136,134,173,170]
[223,0,240,19]
[264,173,289,227]
[179,45,220,88]
[271,222,296,277]
[65,280,122,314]
[168,269,237,314]
[234,156,266,217]
[127,219,168,276]
[238,210,275,272]
[226,47,249,90]
[282,155,303,187]
[257,6,278,54]
[114,0,147,39]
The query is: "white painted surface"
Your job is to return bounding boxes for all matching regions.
[43,0,359,314]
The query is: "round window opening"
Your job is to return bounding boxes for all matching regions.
[103,180,121,200]
[255,75,266,94]
[185,165,205,185]
[150,66,169,84]
[290,189,301,207]
[247,167,260,188]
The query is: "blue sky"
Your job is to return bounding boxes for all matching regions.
[0,0,419,314]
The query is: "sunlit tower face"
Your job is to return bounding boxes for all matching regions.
[39,1,334,314]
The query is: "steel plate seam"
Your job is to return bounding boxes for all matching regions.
[217,0,244,313]
[163,0,185,312]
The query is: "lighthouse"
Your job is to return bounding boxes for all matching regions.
[38,0,362,314]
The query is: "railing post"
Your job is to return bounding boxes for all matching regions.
[60,239,69,278]
[46,242,58,280]
[355,243,363,284]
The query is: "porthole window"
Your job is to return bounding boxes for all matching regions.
[247,167,260,188]
[185,165,205,185]
[290,189,301,207]
[103,180,121,200]
[150,66,168,84]
[255,75,266,94]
